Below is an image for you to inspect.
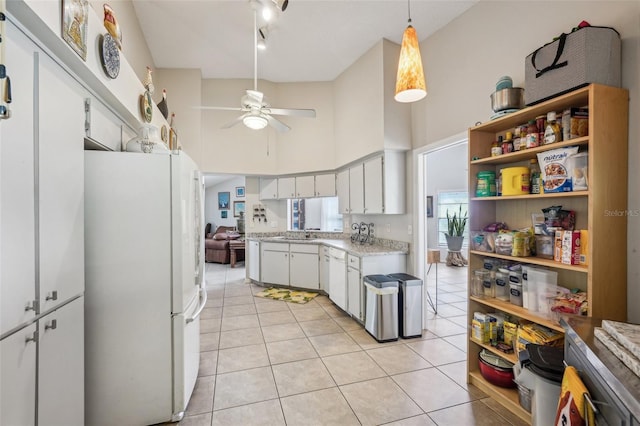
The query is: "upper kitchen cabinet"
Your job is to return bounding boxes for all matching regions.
[295,175,315,198]
[334,40,411,166]
[260,178,278,200]
[314,173,336,197]
[277,177,296,199]
[337,151,406,215]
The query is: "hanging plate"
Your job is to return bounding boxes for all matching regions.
[99,33,120,79]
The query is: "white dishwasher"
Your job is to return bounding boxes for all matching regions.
[328,248,347,311]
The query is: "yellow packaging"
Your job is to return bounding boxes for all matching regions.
[580,229,589,265]
[471,319,490,343]
[516,323,564,353]
[503,321,518,347]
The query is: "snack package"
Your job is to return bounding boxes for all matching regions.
[470,231,496,253]
[561,230,581,265]
[537,146,579,193]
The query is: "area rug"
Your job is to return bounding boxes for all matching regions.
[255,287,319,304]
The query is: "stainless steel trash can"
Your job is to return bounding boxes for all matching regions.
[388,273,423,339]
[363,275,399,342]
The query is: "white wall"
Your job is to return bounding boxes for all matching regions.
[204,176,246,230]
[412,1,640,322]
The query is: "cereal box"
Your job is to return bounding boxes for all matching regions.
[561,230,581,265]
[580,230,589,265]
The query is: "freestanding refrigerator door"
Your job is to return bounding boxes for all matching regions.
[171,287,204,420]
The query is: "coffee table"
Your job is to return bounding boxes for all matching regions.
[229,239,245,268]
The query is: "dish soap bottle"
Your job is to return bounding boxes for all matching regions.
[530,158,541,194]
[544,111,562,144]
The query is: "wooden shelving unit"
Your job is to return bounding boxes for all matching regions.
[466,84,629,423]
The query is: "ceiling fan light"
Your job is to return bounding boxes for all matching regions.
[243,114,268,130]
[395,24,427,103]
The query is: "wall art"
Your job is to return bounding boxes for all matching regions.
[62,0,89,61]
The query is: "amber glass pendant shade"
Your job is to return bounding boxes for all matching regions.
[395,25,427,103]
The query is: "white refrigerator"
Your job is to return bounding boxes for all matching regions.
[84,150,206,425]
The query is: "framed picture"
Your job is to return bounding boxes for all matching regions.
[233,201,245,218]
[221,211,228,219]
[426,196,434,218]
[218,192,230,210]
[62,0,89,61]
[235,186,245,197]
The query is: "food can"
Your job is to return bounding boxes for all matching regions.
[476,171,497,197]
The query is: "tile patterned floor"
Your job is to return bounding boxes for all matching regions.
[169,262,528,426]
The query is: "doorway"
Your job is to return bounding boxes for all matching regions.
[414,132,468,326]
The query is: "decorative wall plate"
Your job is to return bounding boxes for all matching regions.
[99,33,120,79]
[161,125,168,142]
[139,90,153,123]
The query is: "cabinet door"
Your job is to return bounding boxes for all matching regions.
[364,156,384,214]
[38,48,86,312]
[1,22,37,335]
[277,177,296,199]
[347,266,361,320]
[315,173,336,197]
[295,176,315,198]
[329,251,347,311]
[290,251,319,290]
[248,241,260,281]
[349,165,364,214]
[1,324,37,426]
[336,169,350,214]
[38,297,84,426]
[261,250,289,285]
[320,248,330,293]
[260,178,278,200]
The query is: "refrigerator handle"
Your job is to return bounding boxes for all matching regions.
[186,286,207,324]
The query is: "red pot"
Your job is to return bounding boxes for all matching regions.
[478,350,516,388]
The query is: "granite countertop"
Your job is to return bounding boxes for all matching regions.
[247,235,408,257]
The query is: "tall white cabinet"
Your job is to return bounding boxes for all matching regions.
[0,20,85,426]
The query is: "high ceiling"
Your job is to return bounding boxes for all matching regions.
[132,0,477,83]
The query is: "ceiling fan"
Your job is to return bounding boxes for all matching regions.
[197,1,316,133]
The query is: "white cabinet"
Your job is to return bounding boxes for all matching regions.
[1,325,37,426]
[347,255,362,321]
[0,23,84,425]
[261,243,290,286]
[348,164,365,214]
[289,244,319,290]
[314,173,336,197]
[38,298,84,426]
[336,169,350,214]
[248,240,261,281]
[320,246,331,293]
[260,178,278,200]
[295,175,315,198]
[329,248,347,311]
[277,177,296,199]
[335,152,406,215]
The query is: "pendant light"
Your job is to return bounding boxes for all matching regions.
[394,0,427,103]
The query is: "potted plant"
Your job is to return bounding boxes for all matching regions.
[444,206,467,252]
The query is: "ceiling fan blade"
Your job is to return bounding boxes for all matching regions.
[195,105,244,112]
[221,114,246,129]
[267,107,316,118]
[266,115,291,133]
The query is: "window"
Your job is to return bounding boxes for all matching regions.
[436,191,468,246]
[288,197,343,232]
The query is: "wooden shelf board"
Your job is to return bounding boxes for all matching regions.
[471,191,588,201]
[470,137,589,166]
[469,251,588,273]
[469,295,565,332]
[470,338,517,364]
[468,371,531,423]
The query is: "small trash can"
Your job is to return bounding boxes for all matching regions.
[387,273,423,339]
[517,344,564,426]
[363,275,399,342]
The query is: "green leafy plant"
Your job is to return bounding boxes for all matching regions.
[446,206,468,237]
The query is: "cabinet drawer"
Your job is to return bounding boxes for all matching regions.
[290,244,318,254]
[262,242,289,252]
[347,254,360,269]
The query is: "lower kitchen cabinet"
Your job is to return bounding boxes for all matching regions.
[347,255,362,321]
[261,243,290,286]
[248,240,260,281]
[38,297,84,426]
[289,244,319,290]
[329,248,347,311]
[1,324,37,426]
[320,247,330,293]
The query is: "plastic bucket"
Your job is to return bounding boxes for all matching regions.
[502,166,530,195]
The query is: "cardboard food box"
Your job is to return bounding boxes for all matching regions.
[580,229,589,265]
[554,230,563,262]
[561,230,581,265]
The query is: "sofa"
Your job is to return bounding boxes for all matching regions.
[204,224,244,264]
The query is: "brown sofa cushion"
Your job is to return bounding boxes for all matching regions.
[213,232,240,240]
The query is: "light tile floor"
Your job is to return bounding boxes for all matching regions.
[169,262,528,426]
